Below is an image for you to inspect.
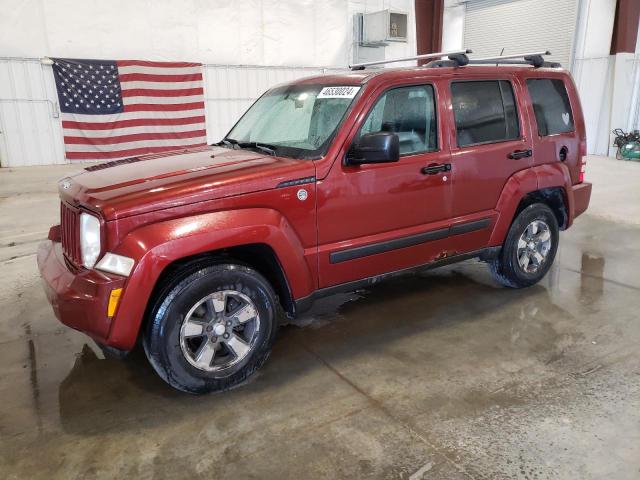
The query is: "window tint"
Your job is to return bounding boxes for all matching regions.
[451,80,520,147]
[358,84,437,155]
[526,79,574,136]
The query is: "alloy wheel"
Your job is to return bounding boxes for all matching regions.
[516,219,552,274]
[179,290,260,372]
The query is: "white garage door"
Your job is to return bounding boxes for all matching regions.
[463,0,578,68]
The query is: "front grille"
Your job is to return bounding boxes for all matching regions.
[60,202,82,266]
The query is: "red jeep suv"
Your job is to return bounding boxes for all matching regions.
[38,52,592,393]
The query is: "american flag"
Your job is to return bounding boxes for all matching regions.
[52,58,207,161]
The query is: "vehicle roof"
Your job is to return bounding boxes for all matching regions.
[291,65,569,88]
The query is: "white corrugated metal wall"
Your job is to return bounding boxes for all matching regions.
[572,55,614,155]
[463,0,578,68]
[0,58,66,167]
[0,59,346,166]
[0,0,417,167]
[627,57,640,132]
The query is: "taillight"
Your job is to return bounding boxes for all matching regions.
[579,157,586,183]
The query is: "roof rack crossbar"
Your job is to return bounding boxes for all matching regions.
[467,59,561,68]
[470,50,551,62]
[349,49,472,70]
[467,51,557,68]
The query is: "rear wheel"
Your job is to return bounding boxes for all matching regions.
[490,203,559,288]
[144,263,280,394]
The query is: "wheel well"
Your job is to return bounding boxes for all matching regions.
[515,187,568,229]
[147,243,295,322]
[224,244,295,317]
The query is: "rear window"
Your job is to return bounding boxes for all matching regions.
[526,79,574,136]
[451,80,520,147]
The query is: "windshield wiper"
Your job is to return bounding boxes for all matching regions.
[236,141,278,156]
[218,138,277,156]
[217,138,238,148]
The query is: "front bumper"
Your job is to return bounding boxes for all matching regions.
[37,240,126,345]
[572,182,592,219]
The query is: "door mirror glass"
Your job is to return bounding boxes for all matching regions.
[346,132,400,165]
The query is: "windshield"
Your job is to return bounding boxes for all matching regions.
[225,84,361,159]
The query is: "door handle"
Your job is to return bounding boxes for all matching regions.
[508,149,532,160]
[421,163,451,175]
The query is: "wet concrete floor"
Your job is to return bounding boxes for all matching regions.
[1,162,639,479]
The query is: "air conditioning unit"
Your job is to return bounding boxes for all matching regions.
[360,9,408,46]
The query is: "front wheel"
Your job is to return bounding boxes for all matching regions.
[144,263,280,394]
[489,203,559,288]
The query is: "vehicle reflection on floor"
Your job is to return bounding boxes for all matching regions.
[2,214,639,479]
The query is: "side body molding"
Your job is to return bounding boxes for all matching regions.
[107,208,314,350]
[488,163,573,246]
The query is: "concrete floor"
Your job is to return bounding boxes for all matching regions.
[0,156,639,479]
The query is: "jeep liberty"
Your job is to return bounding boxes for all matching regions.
[38,51,592,393]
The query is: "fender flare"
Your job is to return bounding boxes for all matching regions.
[535,162,576,227]
[488,163,574,246]
[106,208,314,350]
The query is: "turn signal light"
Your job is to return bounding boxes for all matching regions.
[107,288,123,317]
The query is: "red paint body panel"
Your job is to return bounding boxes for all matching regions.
[488,168,539,246]
[60,146,315,221]
[38,65,591,351]
[524,71,586,186]
[572,182,592,218]
[444,73,535,218]
[109,208,316,349]
[37,241,125,343]
[316,77,454,287]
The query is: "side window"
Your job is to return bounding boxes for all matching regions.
[451,80,520,147]
[357,84,437,155]
[526,79,574,136]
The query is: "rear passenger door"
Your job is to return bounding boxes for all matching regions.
[446,77,533,220]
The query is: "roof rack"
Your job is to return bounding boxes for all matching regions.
[349,49,472,70]
[349,49,560,71]
[427,50,561,69]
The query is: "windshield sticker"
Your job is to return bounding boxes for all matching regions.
[317,86,361,99]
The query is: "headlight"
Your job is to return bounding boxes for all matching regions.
[80,212,101,268]
[95,252,135,277]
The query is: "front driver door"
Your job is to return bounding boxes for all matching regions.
[316,82,453,288]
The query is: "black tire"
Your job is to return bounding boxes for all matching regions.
[489,203,559,288]
[143,262,280,394]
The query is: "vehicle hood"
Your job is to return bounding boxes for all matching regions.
[59,146,316,220]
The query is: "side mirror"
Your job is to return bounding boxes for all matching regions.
[346,132,400,165]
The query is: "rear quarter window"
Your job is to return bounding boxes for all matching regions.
[526,79,574,136]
